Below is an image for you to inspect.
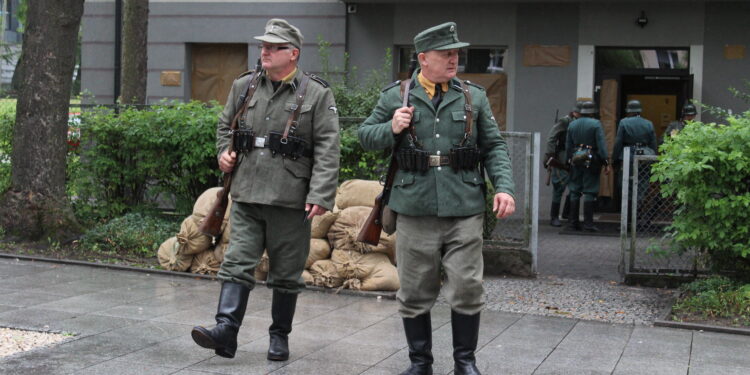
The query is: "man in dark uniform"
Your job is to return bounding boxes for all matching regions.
[662,103,697,143]
[566,100,610,232]
[359,22,515,375]
[191,19,340,362]
[545,102,581,226]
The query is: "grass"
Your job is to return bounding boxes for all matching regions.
[671,276,750,327]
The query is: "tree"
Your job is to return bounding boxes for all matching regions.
[120,0,148,104]
[0,0,84,240]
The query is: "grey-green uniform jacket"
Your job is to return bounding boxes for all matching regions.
[662,120,686,144]
[545,115,572,164]
[565,117,608,163]
[358,70,515,217]
[217,69,340,211]
[612,116,657,162]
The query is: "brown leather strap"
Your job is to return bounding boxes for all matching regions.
[228,70,262,152]
[399,79,421,144]
[282,74,311,140]
[459,81,473,146]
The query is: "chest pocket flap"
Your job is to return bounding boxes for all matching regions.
[452,111,468,122]
[285,102,313,113]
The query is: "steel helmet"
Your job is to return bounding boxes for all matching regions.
[579,100,598,114]
[682,103,697,116]
[572,101,584,113]
[625,100,642,113]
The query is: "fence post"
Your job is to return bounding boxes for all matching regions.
[531,132,540,275]
[619,147,631,279]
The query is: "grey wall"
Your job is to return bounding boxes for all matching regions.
[347,3,396,83]
[702,1,750,122]
[82,1,345,104]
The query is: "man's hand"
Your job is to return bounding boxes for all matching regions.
[304,203,327,221]
[493,192,516,219]
[219,150,237,173]
[391,106,415,134]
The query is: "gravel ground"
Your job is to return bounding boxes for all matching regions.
[477,275,677,325]
[0,328,69,358]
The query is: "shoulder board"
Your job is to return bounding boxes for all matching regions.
[464,80,485,91]
[237,70,255,79]
[382,80,401,92]
[306,73,329,88]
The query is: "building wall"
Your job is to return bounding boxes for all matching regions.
[82,0,345,104]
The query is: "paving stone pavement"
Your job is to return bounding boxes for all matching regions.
[1,258,750,375]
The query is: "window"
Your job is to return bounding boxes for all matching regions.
[397,46,506,75]
[596,48,689,70]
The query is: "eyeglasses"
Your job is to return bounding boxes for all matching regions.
[258,45,291,52]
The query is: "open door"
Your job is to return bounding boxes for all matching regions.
[598,77,619,201]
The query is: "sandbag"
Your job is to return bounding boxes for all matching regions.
[157,237,193,272]
[335,180,382,210]
[360,262,400,291]
[254,252,269,281]
[327,206,396,264]
[177,215,213,255]
[306,239,331,269]
[310,211,338,239]
[302,270,313,285]
[331,250,390,280]
[213,242,228,263]
[308,259,344,288]
[193,187,232,221]
[220,218,231,244]
[190,250,221,275]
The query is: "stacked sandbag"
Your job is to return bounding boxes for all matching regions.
[213,220,232,263]
[254,251,270,281]
[327,206,396,265]
[308,259,344,288]
[157,237,193,272]
[311,210,338,239]
[335,179,382,210]
[191,250,221,275]
[330,249,399,291]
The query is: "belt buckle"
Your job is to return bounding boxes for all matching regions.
[254,136,266,148]
[429,155,441,167]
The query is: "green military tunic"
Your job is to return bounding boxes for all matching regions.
[565,117,608,200]
[662,120,686,143]
[545,115,572,203]
[216,69,340,293]
[359,70,514,317]
[613,116,657,162]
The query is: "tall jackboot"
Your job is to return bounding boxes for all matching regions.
[400,313,433,375]
[567,199,581,231]
[550,202,562,227]
[583,201,600,232]
[561,198,570,220]
[452,311,481,375]
[267,290,298,361]
[192,282,250,358]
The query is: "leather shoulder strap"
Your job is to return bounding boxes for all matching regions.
[460,81,474,144]
[282,74,311,139]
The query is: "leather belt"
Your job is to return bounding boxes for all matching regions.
[428,155,451,167]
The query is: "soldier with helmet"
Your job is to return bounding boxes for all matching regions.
[359,22,515,375]
[613,100,657,163]
[545,101,581,226]
[662,103,698,143]
[565,100,610,232]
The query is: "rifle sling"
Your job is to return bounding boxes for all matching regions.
[282,74,311,139]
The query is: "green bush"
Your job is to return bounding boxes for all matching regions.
[77,212,180,257]
[652,106,750,277]
[0,101,14,192]
[673,276,750,325]
[71,101,222,223]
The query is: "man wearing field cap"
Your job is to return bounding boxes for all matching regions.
[359,22,515,375]
[191,18,339,362]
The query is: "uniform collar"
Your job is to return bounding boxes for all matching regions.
[417,71,449,100]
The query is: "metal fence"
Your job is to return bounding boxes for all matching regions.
[619,147,705,280]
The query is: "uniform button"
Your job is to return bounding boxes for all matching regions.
[437,167,442,171]
[401,178,404,183]
[265,117,270,121]
[436,118,440,123]
[260,151,264,156]
[436,150,441,155]
[474,177,477,181]
[436,134,440,138]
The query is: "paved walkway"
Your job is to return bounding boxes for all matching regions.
[2,259,750,374]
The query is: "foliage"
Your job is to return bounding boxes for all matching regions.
[77,212,180,257]
[673,276,750,325]
[317,38,392,181]
[70,101,222,223]
[651,97,750,277]
[0,101,14,192]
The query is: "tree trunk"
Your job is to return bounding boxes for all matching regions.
[120,0,148,104]
[0,0,84,241]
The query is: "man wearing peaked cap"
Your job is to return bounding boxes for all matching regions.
[191,18,340,364]
[359,22,515,375]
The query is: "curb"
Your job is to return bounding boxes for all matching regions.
[654,305,750,336]
[0,252,397,300]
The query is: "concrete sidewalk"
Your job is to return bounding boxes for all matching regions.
[1,258,749,375]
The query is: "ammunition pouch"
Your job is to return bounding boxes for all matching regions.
[628,143,655,156]
[449,145,481,171]
[396,147,430,173]
[232,129,255,154]
[571,145,595,168]
[268,131,313,160]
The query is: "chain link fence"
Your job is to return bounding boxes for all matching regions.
[619,148,706,281]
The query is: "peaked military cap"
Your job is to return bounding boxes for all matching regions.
[414,22,470,54]
[254,18,303,49]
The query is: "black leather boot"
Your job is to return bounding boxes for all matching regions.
[583,201,600,232]
[267,290,298,361]
[550,202,562,227]
[452,311,481,375]
[399,313,433,375]
[191,282,250,358]
[567,199,581,231]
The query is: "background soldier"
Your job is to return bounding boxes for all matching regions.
[545,101,581,227]
[358,22,515,375]
[662,103,697,143]
[566,100,610,232]
[192,19,340,362]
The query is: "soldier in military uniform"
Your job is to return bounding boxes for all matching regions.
[565,101,610,232]
[662,103,697,143]
[545,102,581,227]
[359,22,515,375]
[191,19,340,362]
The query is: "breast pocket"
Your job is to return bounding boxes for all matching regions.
[284,102,313,137]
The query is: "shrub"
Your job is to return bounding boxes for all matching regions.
[77,212,180,257]
[673,276,750,325]
[652,102,750,277]
[0,101,14,192]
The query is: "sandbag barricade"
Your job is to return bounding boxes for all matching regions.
[157,236,193,272]
[327,206,396,265]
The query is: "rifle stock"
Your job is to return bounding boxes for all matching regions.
[356,192,383,245]
[199,175,231,237]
